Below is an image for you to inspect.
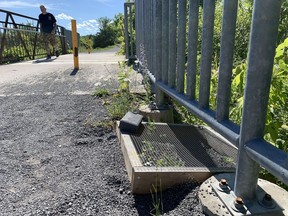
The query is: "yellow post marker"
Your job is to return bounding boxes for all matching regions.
[71,19,79,70]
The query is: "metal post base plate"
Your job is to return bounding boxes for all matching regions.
[199,173,287,216]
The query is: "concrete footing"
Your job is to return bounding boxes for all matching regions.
[138,104,174,123]
[199,173,288,216]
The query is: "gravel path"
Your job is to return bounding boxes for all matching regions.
[0,49,205,216]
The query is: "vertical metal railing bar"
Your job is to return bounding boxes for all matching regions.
[216,0,238,122]
[135,0,139,60]
[154,0,162,81]
[199,0,216,109]
[141,0,145,67]
[152,0,156,78]
[187,0,200,100]
[124,4,129,59]
[149,0,153,75]
[0,13,9,64]
[162,0,169,84]
[145,0,149,71]
[135,0,139,59]
[234,0,282,200]
[146,0,152,73]
[176,0,187,93]
[155,0,165,106]
[129,5,134,57]
[168,0,178,88]
[138,0,142,60]
[144,0,149,69]
[136,0,145,66]
[140,0,144,64]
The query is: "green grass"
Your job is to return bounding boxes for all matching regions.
[92,88,110,98]
[78,45,116,53]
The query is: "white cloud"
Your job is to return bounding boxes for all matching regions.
[66,19,99,35]
[0,1,39,8]
[56,13,74,20]
[77,20,99,30]
[88,19,97,23]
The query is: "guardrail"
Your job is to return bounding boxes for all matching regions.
[126,0,288,211]
[0,9,68,64]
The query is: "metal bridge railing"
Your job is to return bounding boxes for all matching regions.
[126,0,288,208]
[0,9,68,65]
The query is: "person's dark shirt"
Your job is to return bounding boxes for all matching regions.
[39,13,56,33]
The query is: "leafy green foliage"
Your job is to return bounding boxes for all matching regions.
[92,88,110,98]
[105,62,139,120]
[266,38,288,148]
[117,61,132,91]
[93,17,116,48]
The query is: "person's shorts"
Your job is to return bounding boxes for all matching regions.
[40,32,55,45]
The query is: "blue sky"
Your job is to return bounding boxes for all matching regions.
[0,0,126,35]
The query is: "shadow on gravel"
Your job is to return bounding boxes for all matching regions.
[33,58,57,63]
[70,69,79,76]
[133,182,203,215]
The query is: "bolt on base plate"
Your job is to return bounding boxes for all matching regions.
[199,173,288,216]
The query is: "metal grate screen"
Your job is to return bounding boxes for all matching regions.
[130,124,237,168]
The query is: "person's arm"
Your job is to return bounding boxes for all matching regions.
[51,13,57,34]
[38,14,43,32]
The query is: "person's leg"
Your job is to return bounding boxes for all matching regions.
[43,33,51,59]
[49,34,59,57]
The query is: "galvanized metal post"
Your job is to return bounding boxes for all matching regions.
[135,0,139,58]
[142,0,147,67]
[139,0,144,62]
[216,0,238,121]
[145,0,150,70]
[162,0,169,84]
[137,0,142,62]
[176,0,187,93]
[168,0,177,88]
[152,0,156,77]
[147,0,152,72]
[187,0,199,99]
[154,0,162,82]
[235,0,282,200]
[141,0,145,61]
[124,4,129,59]
[129,5,134,57]
[199,0,216,109]
[154,0,164,106]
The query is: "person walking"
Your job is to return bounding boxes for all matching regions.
[38,5,59,59]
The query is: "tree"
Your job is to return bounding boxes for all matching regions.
[93,17,117,48]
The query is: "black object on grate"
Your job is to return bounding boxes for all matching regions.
[130,124,237,168]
